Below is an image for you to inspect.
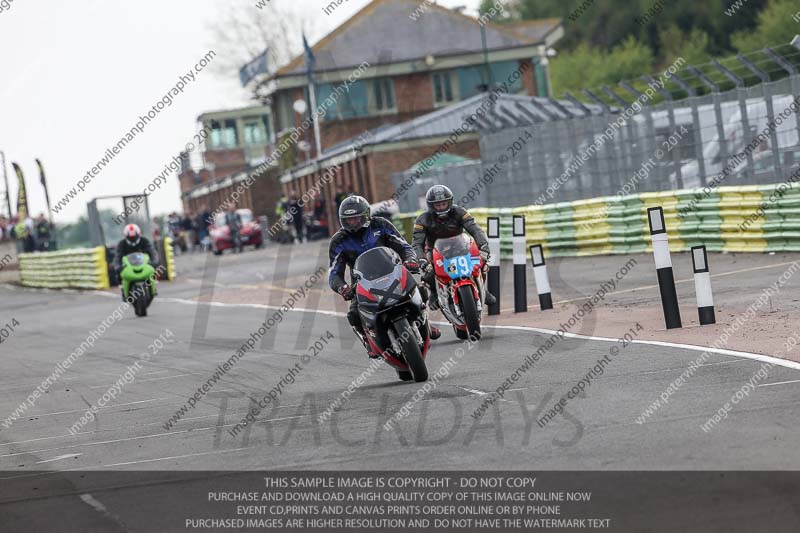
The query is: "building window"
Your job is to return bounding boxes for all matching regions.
[432,71,458,106]
[316,81,369,121]
[243,116,268,145]
[209,119,239,148]
[369,78,395,113]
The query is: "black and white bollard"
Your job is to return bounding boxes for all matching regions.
[691,245,716,325]
[648,206,682,329]
[486,217,501,316]
[529,244,553,310]
[512,215,527,313]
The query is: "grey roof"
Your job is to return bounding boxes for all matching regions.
[280,91,608,182]
[333,92,609,149]
[276,0,560,76]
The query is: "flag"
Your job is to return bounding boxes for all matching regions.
[12,162,27,220]
[239,49,269,87]
[36,159,52,216]
[302,32,315,79]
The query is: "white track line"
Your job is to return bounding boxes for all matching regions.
[456,386,511,403]
[0,447,253,481]
[91,291,800,372]
[86,373,195,388]
[35,453,82,464]
[0,396,177,422]
[758,379,800,388]
[79,493,134,532]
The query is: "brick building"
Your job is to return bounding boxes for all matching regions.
[177,0,563,231]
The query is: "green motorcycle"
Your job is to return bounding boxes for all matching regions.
[121,252,157,317]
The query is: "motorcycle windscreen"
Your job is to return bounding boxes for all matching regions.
[434,235,470,257]
[125,253,147,266]
[353,247,399,281]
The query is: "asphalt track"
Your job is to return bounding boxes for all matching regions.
[2,244,800,531]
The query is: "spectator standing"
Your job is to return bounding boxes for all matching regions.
[334,187,349,212]
[196,206,212,251]
[313,191,326,221]
[35,213,51,251]
[15,216,35,253]
[288,192,304,243]
[181,211,197,252]
[224,203,243,253]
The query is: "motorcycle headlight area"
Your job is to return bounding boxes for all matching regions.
[410,287,423,307]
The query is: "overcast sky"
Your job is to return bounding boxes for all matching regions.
[0,0,481,223]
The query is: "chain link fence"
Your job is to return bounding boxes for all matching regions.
[394,74,800,211]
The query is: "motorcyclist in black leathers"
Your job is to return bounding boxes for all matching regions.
[412,185,496,310]
[114,223,159,300]
[328,195,440,358]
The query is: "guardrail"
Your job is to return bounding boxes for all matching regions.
[18,246,110,289]
[393,183,800,258]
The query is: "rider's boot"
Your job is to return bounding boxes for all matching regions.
[428,288,440,311]
[353,325,381,359]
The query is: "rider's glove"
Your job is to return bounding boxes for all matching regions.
[403,260,420,274]
[479,249,490,272]
[337,284,356,301]
[418,258,431,272]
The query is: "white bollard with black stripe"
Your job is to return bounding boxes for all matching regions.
[691,245,716,325]
[529,244,553,310]
[512,215,527,313]
[486,217,501,316]
[648,206,682,329]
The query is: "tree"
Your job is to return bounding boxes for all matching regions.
[206,0,307,85]
[56,216,91,248]
[551,37,654,95]
[658,26,712,67]
[731,0,800,52]
[484,0,766,59]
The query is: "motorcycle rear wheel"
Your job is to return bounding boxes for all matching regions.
[393,318,427,382]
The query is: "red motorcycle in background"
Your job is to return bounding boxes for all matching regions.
[431,235,486,340]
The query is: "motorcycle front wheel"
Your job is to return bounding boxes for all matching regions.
[133,282,148,317]
[393,318,428,382]
[458,285,481,340]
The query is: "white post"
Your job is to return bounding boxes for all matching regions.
[487,217,501,315]
[691,245,716,325]
[529,244,552,310]
[648,206,681,329]
[512,215,527,313]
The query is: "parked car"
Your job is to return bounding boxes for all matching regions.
[210,209,263,255]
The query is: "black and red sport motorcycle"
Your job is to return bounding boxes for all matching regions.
[352,247,431,382]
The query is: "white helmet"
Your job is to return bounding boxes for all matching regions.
[124,223,142,246]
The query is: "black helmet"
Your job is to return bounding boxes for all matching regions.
[338,195,371,233]
[426,185,453,218]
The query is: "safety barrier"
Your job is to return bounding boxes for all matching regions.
[393,183,800,259]
[18,246,110,289]
[163,237,176,281]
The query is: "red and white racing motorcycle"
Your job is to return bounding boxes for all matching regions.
[430,235,486,340]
